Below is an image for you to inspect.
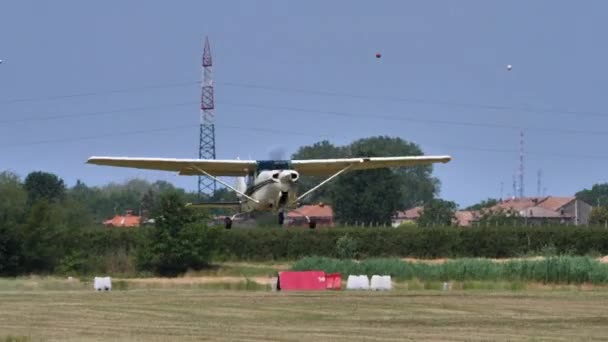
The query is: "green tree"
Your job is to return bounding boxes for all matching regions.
[293,136,440,224]
[576,183,608,207]
[24,171,66,204]
[291,140,348,204]
[331,169,402,225]
[589,206,608,225]
[466,198,499,211]
[0,171,27,225]
[138,191,214,276]
[330,136,439,224]
[21,200,66,272]
[0,221,22,276]
[348,136,439,208]
[417,199,457,227]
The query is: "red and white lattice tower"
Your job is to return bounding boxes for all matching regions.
[198,36,217,197]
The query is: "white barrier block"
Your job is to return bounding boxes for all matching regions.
[94,276,112,291]
[370,275,392,291]
[346,275,370,290]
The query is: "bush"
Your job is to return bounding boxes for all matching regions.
[214,226,608,261]
[335,234,358,259]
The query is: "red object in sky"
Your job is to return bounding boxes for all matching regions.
[376,53,381,58]
[278,271,327,291]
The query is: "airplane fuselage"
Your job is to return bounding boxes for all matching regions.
[239,169,299,213]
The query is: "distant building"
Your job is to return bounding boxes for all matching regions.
[287,204,334,227]
[395,196,593,227]
[103,210,141,227]
[392,207,423,227]
[484,196,592,225]
[454,210,478,226]
[392,207,478,227]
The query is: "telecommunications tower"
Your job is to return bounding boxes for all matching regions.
[198,36,217,197]
[518,131,524,198]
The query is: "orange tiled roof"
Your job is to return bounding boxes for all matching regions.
[103,213,141,227]
[492,196,575,213]
[537,197,574,211]
[287,204,333,218]
[394,206,423,219]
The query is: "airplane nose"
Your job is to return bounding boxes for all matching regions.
[279,170,299,183]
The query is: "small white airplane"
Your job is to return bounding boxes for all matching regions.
[87,155,451,228]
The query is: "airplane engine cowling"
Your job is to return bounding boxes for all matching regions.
[279,170,299,183]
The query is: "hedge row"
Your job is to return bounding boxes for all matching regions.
[215,226,608,260]
[292,256,608,284]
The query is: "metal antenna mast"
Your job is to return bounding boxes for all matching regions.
[512,173,517,199]
[518,131,524,198]
[198,36,217,197]
[537,169,542,197]
[500,181,504,201]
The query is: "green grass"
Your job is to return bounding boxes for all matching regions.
[2,336,31,342]
[2,288,608,341]
[293,256,608,284]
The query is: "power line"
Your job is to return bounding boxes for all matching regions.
[3,98,608,137]
[1,122,607,161]
[0,81,199,105]
[218,81,608,119]
[219,102,608,136]
[0,124,197,149]
[0,102,196,124]
[0,124,332,150]
[3,78,608,119]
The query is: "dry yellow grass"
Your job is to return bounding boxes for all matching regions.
[2,286,608,341]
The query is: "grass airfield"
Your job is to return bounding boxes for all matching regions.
[2,274,608,341]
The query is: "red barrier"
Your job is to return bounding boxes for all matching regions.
[326,273,342,290]
[278,271,326,291]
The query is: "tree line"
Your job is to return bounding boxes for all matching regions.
[3,135,608,276]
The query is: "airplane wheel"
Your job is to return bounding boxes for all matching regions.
[278,212,285,226]
[224,217,233,229]
[308,219,317,229]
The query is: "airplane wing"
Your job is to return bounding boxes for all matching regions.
[291,155,451,176]
[86,157,257,177]
[87,155,451,177]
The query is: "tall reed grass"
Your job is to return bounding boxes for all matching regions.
[292,256,608,284]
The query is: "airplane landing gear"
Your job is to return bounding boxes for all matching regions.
[308,219,316,229]
[224,217,233,229]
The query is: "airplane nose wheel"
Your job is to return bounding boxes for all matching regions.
[308,219,316,229]
[224,217,233,229]
[278,212,285,226]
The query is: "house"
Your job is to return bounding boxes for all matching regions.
[394,196,593,227]
[392,207,423,227]
[392,207,479,227]
[484,196,592,225]
[454,210,479,226]
[103,210,141,227]
[287,204,334,227]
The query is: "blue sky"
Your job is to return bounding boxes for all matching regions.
[1,1,607,207]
